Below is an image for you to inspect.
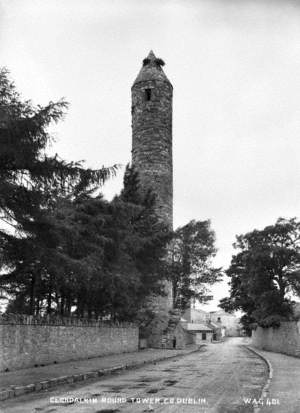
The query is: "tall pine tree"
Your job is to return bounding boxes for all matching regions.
[0,68,116,314]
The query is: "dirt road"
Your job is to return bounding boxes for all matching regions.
[0,338,267,413]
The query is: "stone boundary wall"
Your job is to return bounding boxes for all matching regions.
[251,321,300,357]
[0,314,139,372]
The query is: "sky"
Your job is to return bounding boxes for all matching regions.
[1,0,300,310]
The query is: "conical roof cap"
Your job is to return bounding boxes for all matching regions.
[132,50,172,87]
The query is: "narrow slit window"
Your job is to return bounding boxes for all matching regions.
[145,88,152,101]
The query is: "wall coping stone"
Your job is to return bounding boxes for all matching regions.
[0,313,136,328]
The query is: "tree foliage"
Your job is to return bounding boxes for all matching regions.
[220,218,300,331]
[167,220,222,311]
[0,69,170,324]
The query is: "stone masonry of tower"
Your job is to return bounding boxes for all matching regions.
[131,51,173,230]
[131,51,178,347]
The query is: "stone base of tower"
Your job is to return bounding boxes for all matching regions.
[140,281,191,349]
[143,308,192,349]
[140,280,172,348]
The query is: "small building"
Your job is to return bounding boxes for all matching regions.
[292,302,300,319]
[209,311,242,337]
[184,322,213,343]
[208,321,226,341]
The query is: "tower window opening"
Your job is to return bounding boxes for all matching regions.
[144,88,152,101]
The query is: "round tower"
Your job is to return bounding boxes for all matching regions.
[131,50,173,229]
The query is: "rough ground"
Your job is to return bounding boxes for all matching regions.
[0,338,267,413]
[251,347,300,413]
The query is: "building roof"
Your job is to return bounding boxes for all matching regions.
[191,308,208,315]
[185,323,213,332]
[183,307,209,322]
[209,322,222,329]
[132,50,172,87]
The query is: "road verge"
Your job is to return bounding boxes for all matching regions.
[244,345,273,413]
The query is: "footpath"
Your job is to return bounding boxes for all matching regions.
[246,345,300,413]
[0,345,200,402]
